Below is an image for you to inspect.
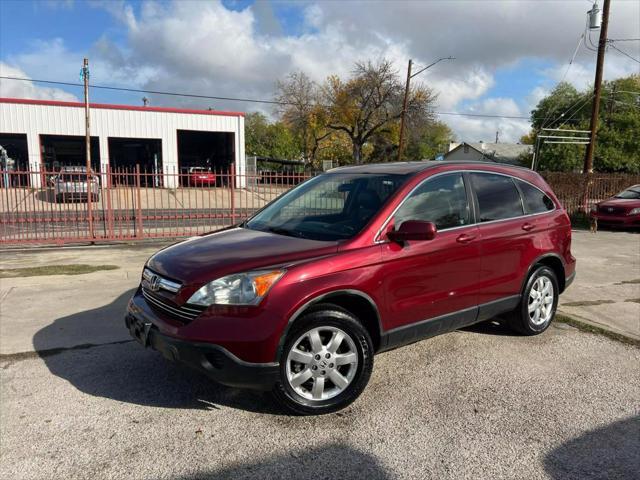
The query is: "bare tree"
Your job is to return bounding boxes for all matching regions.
[275,72,332,166]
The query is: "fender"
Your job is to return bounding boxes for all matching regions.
[275,289,383,360]
[521,252,567,295]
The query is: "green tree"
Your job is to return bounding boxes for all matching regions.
[244,112,301,161]
[525,75,640,173]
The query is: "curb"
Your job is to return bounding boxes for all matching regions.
[556,313,640,347]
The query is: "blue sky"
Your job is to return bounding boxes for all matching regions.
[1,0,638,142]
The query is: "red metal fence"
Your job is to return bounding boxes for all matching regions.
[1,167,638,245]
[541,172,640,216]
[0,165,310,245]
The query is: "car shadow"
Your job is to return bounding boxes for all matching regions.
[544,416,640,479]
[32,289,284,414]
[460,319,520,336]
[174,443,391,480]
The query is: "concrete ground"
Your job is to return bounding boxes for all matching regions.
[0,231,639,479]
[557,230,640,341]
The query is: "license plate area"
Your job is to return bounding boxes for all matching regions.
[129,316,152,347]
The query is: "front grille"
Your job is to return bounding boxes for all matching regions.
[598,205,626,215]
[142,287,206,323]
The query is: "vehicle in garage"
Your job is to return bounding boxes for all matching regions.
[53,166,100,202]
[126,161,576,415]
[187,167,217,187]
[590,184,640,229]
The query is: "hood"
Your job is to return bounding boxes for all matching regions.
[598,197,640,209]
[147,227,338,287]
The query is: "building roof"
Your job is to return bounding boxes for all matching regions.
[445,142,532,165]
[0,97,244,117]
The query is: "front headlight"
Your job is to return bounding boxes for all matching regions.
[187,269,285,306]
[629,207,640,215]
[590,204,598,213]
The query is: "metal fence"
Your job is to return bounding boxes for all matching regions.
[541,172,640,215]
[2,167,639,245]
[0,164,310,245]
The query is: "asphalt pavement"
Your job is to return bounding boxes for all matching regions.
[0,233,639,479]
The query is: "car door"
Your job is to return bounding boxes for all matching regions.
[469,172,541,318]
[379,172,481,344]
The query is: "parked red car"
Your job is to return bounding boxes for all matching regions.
[126,161,576,414]
[188,167,217,187]
[590,184,640,229]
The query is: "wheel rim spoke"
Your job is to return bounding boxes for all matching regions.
[311,377,325,400]
[328,370,349,389]
[334,352,357,366]
[326,331,344,353]
[290,368,313,387]
[308,329,323,353]
[289,348,313,364]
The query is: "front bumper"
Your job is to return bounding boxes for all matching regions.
[125,301,279,391]
[590,212,640,227]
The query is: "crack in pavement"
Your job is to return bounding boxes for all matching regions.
[0,339,135,363]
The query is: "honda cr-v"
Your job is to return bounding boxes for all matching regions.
[126,161,576,415]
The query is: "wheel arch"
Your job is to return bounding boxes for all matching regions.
[277,289,383,360]
[524,253,566,294]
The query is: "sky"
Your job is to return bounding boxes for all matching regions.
[0,0,639,144]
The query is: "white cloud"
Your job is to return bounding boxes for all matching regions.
[0,62,78,101]
[4,0,639,144]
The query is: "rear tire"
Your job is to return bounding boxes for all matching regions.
[272,304,373,415]
[505,266,559,335]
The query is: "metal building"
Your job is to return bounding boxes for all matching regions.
[0,97,245,188]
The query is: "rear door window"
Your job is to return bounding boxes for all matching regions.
[515,179,555,214]
[470,172,524,222]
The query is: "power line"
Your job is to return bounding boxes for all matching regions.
[608,43,640,64]
[0,74,539,121]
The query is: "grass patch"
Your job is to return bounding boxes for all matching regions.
[562,300,615,307]
[625,298,640,304]
[616,278,640,285]
[556,314,639,347]
[0,264,119,278]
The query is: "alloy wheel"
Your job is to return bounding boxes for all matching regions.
[528,275,555,326]
[285,326,359,401]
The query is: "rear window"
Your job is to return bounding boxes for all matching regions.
[470,172,524,222]
[515,179,555,214]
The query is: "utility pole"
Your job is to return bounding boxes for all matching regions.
[397,59,413,162]
[583,0,611,174]
[397,56,454,162]
[82,58,94,240]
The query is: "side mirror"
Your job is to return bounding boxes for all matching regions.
[387,220,437,243]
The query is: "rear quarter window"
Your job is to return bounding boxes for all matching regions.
[515,179,555,214]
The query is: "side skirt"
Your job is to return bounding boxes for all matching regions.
[378,295,521,352]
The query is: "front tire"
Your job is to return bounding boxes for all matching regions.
[505,266,559,335]
[272,304,373,415]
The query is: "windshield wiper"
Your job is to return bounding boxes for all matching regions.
[265,226,307,239]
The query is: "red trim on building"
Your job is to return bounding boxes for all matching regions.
[0,97,244,117]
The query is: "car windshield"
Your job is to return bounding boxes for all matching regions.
[614,187,640,199]
[245,172,409,241]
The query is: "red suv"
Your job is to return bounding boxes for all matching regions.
[126,161,576,414]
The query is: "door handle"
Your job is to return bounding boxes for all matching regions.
[522,223,535,232]
[456,233,476,244]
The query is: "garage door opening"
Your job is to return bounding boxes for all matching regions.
[0,133,30,186]
[40,135,100,172]
[108,137,163,186]
[177,130,234,186]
